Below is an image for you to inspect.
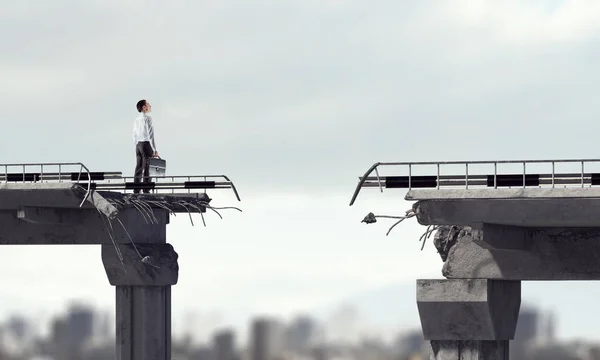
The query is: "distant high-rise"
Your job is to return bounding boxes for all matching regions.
[511,307,541,360]
[250,317,284,360]
[5,315,29,342]
[514,307,538,343]
[213,328,236,360]
[545,311,556,341]
[94,310,111,340]
[66,303,94,346]
[394,331,425,356]
[50,317,68,359]
[286,315,316,353]
[191,346,213,360]
[312,345,328,360]
[251,318,270,360]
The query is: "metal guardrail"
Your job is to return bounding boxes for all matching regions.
[0,162,94,207]
[349,159,600,205]
[0,165,241,202]
[97,175,241,201]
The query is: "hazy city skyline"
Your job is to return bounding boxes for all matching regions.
[0,300,581,360]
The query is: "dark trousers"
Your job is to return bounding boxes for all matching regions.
[133,141,154,193]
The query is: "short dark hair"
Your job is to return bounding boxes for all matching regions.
[136,99,147,113]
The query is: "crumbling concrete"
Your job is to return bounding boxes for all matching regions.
[440,225,600,280]
[433,226,462,262]
[102,243,179,286]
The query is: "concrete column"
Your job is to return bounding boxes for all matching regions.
[102,243,179,360]
[115,286,172,360]
[429,340,508,360]
[417,279,521,360]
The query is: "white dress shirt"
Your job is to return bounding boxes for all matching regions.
[133,112,157,152]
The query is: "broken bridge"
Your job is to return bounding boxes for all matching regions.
[349,158,600,360]
[0,162,242,360]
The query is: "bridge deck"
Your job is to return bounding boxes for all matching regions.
[0,162,241,245]
[0,162,240,220]
[351,159,600,227]
[405,187,600,200]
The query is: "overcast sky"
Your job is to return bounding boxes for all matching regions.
[2,0,600,344]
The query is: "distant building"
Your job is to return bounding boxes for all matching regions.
[48,303,96,360]
[286,315,316,353]
[190,345,212,360]
[50,317,68,359]
[93,310,111,340]
[66,303,95,347]
[544,311,556,342]
[514,307,538,343]
[527,343,581,360]
[511,306,541,360]
[5,314,29,342]
[213,328,236,360]
[311,345,328,360]
[250,317,285,360]
[394,330,425,357]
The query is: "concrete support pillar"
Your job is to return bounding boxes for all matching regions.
[429,340,508,360]
[417,279,521,360]
[102,243,179,360]
[115,286,172,360]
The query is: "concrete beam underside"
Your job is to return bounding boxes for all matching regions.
[412,197,600,227]
[417,279,520,360]
[0,207,168,244]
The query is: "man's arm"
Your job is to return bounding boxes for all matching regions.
[146,116,158,156]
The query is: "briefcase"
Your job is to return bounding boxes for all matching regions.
[148,157,166,177]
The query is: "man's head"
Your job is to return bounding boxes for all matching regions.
[136,99,151,113]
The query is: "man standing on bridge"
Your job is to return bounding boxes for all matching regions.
[133,99,159,194]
